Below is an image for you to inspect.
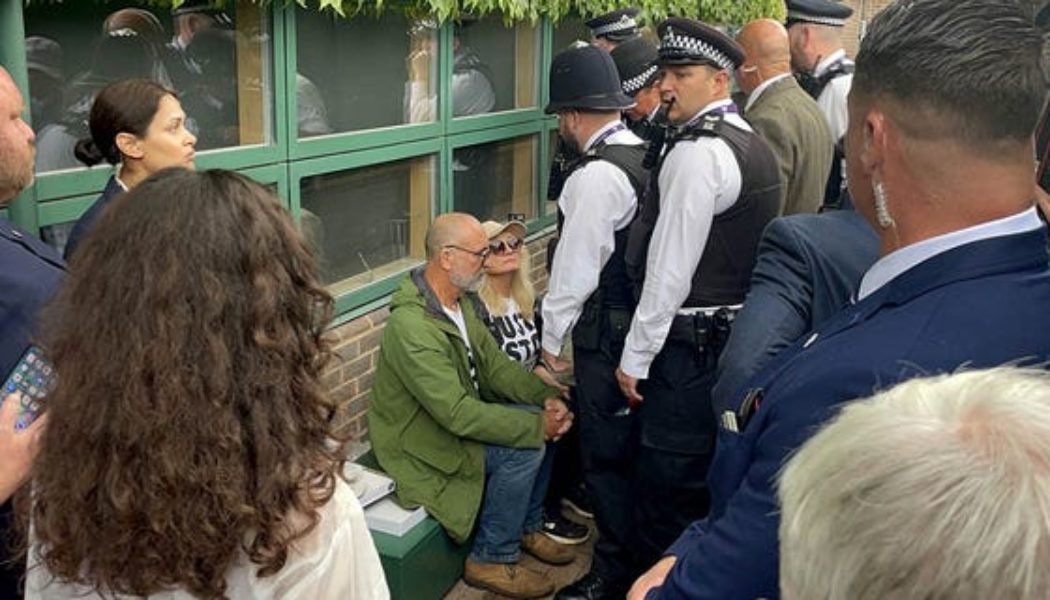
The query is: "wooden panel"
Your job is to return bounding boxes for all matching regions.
[235,0,265,145]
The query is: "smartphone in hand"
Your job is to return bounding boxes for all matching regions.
[3,346,56,431]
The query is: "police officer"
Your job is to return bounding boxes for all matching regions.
[0,66,64,595]
[539,46,648,600]
[586,7,642,51]
[611,37,665,141]
[784,0,855,206]
[614,16,780,577]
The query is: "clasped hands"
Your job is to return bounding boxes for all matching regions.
[542,397,573,442]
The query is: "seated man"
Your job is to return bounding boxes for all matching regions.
[369,213,574,599]
[779,367,1050,599]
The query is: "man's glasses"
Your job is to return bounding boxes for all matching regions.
[444,244,491,261]
[488,237,524,256]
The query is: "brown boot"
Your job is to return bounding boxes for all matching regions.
[522,531,575,565]
[463,558,554,599]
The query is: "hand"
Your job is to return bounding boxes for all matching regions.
[627,556,677,600]
[541,349,571,374]
[616,367,644,408]
[0,392,46,503]
[533,365,570,399]
[543,398,574,441]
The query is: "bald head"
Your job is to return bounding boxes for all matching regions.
[425,212,485,260]
[737,19,792,77]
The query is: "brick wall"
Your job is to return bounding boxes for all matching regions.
[840,0,895,56]
[329,228,557,454]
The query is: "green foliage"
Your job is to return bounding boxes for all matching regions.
[161,0,785,24]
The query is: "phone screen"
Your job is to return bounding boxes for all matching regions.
[3,345,56,431]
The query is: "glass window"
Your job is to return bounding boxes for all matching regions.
[296,10,438,135]
[552,17,590,53]
[453,135,538,223]
[451,16,538,117]
[544,128,559,216]
[23,0,273,173]
[300,156,435,296]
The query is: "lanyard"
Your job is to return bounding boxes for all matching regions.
[587,122,627,151]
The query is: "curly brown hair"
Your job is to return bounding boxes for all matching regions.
[29,168,343,598]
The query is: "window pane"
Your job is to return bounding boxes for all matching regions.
[545,128,559,216]
[296,11,438,135]
[24,0,273,173]
[301,156,435,296]
[552,17,590,53]
[453,135,538,223]
[452,17,538,117]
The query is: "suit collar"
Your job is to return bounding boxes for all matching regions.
[859,208,1043,299]
[820,227,1049,340]
[744,73,794,113]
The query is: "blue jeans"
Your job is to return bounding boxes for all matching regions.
[470,437,555,564]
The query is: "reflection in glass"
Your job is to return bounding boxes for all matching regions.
[301,156,434,295]
[24,0,272,173]
[451,16,538,117]
[454,136,537,223]
[552,17,591,53]
[297,10,438,135]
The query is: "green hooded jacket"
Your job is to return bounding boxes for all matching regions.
[369,267,557,542]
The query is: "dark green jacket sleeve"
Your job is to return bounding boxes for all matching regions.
[383,313,545,448]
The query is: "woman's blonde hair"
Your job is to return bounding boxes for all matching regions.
[478,227,535,320]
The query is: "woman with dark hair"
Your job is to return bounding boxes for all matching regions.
[25,168,388,599]
[63,79,196,259]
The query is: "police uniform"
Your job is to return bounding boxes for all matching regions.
[619,16,780,576]
[586,7,642,46]
[610,37,665,141]
[542,47,649,600]
[0,217,65,598]
[785,0,855,206]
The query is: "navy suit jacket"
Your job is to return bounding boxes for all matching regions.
[652,225,1050,599]
[64,175,123,260]
[712,209,879,415]
[0,218,66,380]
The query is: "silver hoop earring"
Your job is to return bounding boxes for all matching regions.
[874,181,895,229]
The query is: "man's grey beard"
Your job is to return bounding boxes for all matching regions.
[451,269,483,292]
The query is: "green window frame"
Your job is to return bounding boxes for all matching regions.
[1,0,560,319]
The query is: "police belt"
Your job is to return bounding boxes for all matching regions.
[666,304,742,352]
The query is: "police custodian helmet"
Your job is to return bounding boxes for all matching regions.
[544,45,636,114]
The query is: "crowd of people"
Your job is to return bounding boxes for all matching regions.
[2,0,1050,598]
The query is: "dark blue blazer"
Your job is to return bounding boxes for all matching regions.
[652,225,1050,599]
[712,209,879,415]
[64,175,123,260]
[0,218,65,380]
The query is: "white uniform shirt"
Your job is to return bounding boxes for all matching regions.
[813,49,854,142]
[541,122,643,356]
[26,477,391,600]
[619,99,746,379]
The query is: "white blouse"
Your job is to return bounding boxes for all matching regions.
[25,477,389,600]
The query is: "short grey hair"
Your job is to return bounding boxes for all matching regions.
[854,0,1044,147]
[778,367,1050,600]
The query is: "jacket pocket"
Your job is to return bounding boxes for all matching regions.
[403,411,464,475]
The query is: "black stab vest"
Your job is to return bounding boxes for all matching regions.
[555,142,649,309]
[625,113,781,307]
[797,61,855,207]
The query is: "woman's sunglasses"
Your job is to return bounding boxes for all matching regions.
[488,237,524,256]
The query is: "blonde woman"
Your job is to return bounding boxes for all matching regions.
[476,220,590,546]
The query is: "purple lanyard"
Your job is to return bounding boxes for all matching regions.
[587,122,627,151]
[700,103,738,119]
